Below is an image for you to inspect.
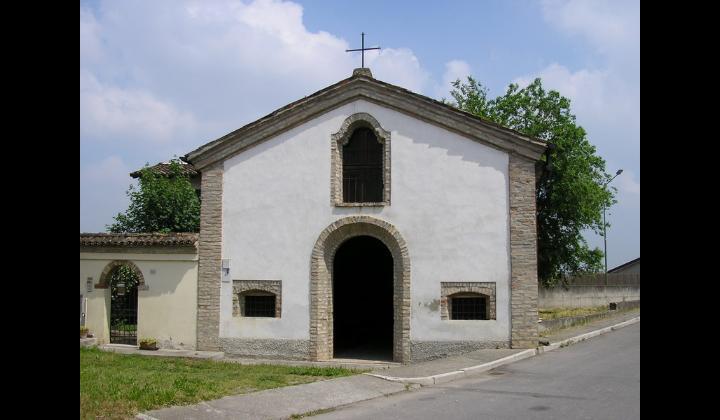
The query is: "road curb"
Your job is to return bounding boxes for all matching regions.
[366,315,640,386]
[134,317,639,419]
[541,316,640,353]
[365,348,537,385]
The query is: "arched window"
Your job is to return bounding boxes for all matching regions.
[342,127,383,203]
[331,113,391,206]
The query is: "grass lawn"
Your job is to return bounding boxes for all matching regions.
[539,305,608,320]
[80,347,359,420]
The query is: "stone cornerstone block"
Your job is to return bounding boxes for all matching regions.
[197,164,223,351]
[509,154,539,348]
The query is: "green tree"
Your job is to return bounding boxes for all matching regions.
[450,77,614,286]
[108,159,200,233]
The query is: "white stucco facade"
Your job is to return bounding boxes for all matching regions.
[220,99,511,344]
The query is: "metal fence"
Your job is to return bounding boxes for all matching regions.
[110,285,138,345]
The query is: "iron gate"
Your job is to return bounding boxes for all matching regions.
[110,283,138,345]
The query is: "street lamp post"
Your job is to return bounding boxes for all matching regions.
[603,169,623,284]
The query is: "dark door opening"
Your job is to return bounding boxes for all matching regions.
[333,235,394,361]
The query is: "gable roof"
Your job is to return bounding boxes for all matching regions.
[184,69,547,170]
[608,257,640,273]
[130,161,198,179]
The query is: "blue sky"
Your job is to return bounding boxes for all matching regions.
[80,0,639,269]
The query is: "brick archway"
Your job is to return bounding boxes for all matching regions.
[310,216,410,362]
[95,260,147,290]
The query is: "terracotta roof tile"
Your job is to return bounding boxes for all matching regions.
[130,162,198,178]
[80,232,198,248]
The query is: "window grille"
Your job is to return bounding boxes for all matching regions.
[343,127,383,203]
[243,295,276,317]
[451,296,487,320]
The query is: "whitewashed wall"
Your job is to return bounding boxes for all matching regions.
[221,99,510,343]
[80,252,198,349]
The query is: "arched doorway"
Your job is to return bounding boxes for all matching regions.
[333,236,394,360]
[310,216,411,363]
[100,262,142,345]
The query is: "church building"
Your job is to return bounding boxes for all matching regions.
[81,67,547,363]
[187,67,546,363]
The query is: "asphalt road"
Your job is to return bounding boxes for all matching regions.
[316,322,640,420]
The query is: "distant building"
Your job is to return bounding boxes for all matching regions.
[608,258,640,275]
[130,160,200,195]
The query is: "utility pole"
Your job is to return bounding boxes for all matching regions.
[603,169,623,285]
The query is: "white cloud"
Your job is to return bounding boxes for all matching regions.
[513,63,635,132]
[81,155,131,186]
[80,70,197,143]
[541,0,639,61]
[80,0,438,137]
[80,0,459,231]
[365,48,430,94]
[434,60,472,100]
[80,7,103,65]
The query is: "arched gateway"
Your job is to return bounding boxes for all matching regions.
[97,260,146,345]
[309,216,411,362]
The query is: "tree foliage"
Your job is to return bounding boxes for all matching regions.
[450,77,615,285]
[108,159,200,233]
[109,264,140,302]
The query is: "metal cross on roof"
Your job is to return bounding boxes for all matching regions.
[346,32,380,68]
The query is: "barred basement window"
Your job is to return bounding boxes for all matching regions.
[233,281,282,318]
[441,283,496,320]
[450,294,488,320]
[243,294,276,317]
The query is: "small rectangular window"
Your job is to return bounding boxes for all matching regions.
[451,297,487,320]
[243,295,276,317]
